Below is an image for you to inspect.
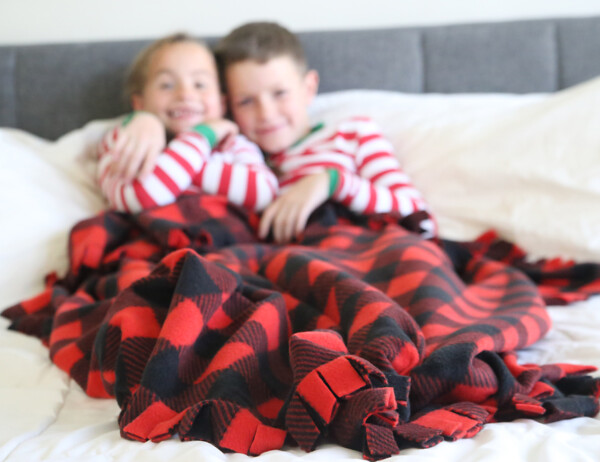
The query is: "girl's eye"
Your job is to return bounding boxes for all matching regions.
[195,81,206,89]
[274,89,287,98]
[158,81,174,90]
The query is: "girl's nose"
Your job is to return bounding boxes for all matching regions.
[176,84,195,101]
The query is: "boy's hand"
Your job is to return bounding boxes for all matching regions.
[204,119,239,151]
[259,171,330,243]
[110,112,166,181]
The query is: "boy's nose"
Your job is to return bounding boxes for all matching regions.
[257,99,275,121]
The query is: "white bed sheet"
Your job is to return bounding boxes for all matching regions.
[2,298,599,462]
[2,85,600,461]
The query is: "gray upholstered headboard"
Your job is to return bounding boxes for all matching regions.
[1,16,600,140]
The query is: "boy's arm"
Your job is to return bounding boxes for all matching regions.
[193,136,278,212]
[258,171,330,243]
[97,122,234,213]
[330,119,437,237]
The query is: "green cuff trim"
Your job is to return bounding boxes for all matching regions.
[121,111,136,127]
[192,124,217,148]
[327,168,339,197]
[121,110,153,127]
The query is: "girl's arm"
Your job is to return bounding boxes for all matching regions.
[97,121,236,213]
[193,135,278,212]
[105,111,166,181]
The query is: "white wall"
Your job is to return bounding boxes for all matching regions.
[2,0,600,45]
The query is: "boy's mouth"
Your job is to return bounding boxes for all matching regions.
[257,124,285,136]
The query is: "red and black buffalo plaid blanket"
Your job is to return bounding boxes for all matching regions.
[3,193,600,460]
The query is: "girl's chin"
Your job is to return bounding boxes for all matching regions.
[167,121,200,134]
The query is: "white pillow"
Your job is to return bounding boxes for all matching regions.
[310,78,600,262]
[0,120,114,307]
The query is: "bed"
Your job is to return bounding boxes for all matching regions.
[2,15,600,462]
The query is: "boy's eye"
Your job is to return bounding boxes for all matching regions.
[236,98,253,107]
[194,81,206,89]
[274,89,287,98]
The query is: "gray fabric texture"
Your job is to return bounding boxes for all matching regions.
[0,49,16,128]
[422,21,558,92]
[300,28,423,92]
[558,17,600,88]
[12,41,147,139]
[1,16,599,140]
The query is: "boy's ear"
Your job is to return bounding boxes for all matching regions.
[304,69,319,101]
[131,94,144,111]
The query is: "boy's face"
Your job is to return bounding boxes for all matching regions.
[225,56,318,154]
[132,42,224,135]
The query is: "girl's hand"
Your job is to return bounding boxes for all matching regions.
[110,112,166,181]
[204,119,239,151]
[259,171,330,243]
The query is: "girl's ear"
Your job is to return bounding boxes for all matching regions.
[304,69,319,103]
[131,94,144,111]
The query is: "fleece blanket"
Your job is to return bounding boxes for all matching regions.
[3,193,600,460]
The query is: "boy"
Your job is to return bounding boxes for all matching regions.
[215,22,436,243]
[98,33,278,213]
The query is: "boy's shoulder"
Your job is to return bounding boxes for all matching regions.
[313,115,383,137]
[287,116,385,153]
[338,115,379,129]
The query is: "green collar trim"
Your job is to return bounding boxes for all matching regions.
[290,122,325,148]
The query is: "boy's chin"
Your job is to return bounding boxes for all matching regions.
[257,137,294,155]
[256,126,311,154]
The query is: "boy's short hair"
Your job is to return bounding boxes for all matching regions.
[215,22,308,81]
[125,33,209,101]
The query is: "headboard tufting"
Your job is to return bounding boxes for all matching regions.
[1,16,600,140]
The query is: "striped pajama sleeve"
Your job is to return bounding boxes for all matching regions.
[329,118,437,237]
[331,121,427,214]
[97,126,212,213]
[194,135,278,212]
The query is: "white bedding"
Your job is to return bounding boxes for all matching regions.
[2,300,599,462]
[2,80,600,461]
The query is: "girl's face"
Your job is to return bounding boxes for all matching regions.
[132,42,224,135]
